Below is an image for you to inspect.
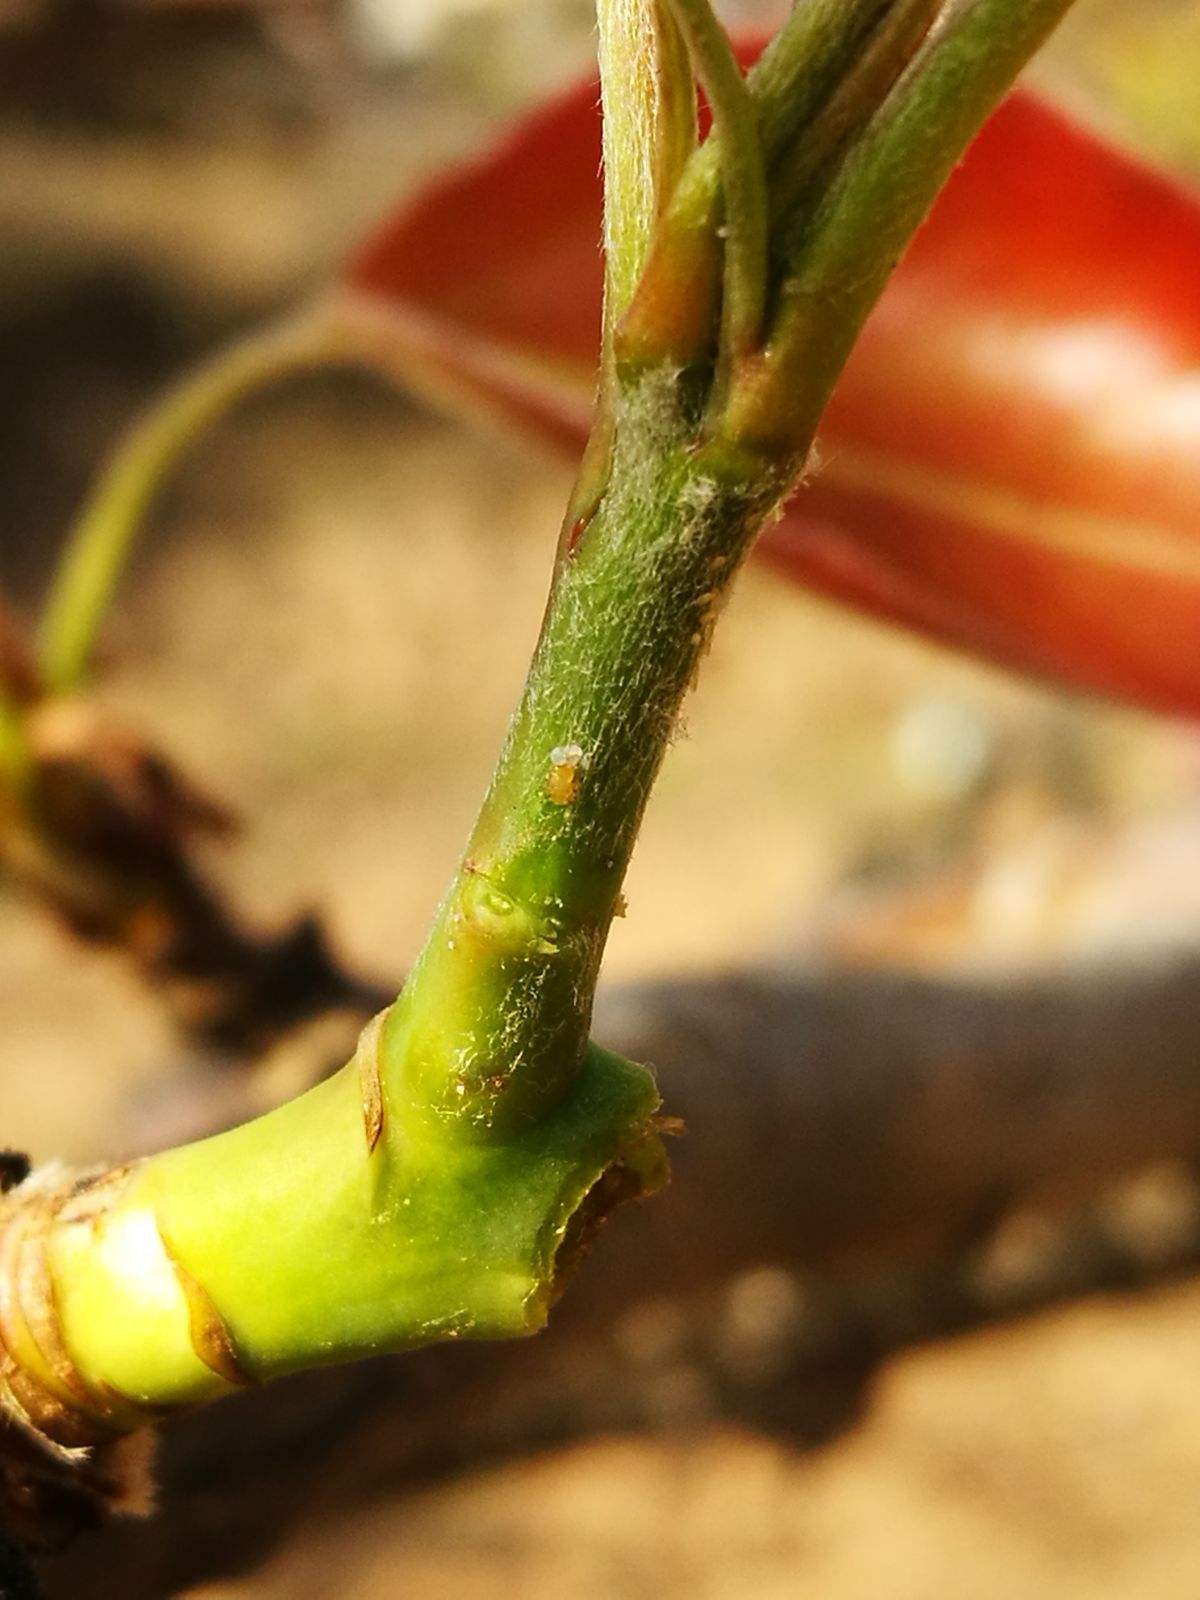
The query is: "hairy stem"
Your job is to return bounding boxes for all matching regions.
[666,0,768,365]
[9,376,794,1437]
[385,377,791,1139]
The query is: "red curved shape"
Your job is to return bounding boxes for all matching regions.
[344,44,1200,717]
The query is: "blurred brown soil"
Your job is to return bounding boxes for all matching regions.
[171,1279,1200,1600]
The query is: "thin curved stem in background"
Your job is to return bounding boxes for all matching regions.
[37,316,336,696]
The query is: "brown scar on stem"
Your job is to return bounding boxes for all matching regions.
[58,1164,138,1233]
[0,1211,114,1448]
[0,1168,147,1447]
[566,515,598,566]
[17,1205,100,1411]
[554,412,613,569]
[547,766,582,806]
[564,515,590,557]
[355,1009,388,1155]
[154,1222,252,1388]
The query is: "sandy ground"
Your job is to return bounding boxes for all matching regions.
[178,1279,1200,1600]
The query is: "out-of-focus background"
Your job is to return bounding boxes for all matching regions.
[2,0,1200,1595]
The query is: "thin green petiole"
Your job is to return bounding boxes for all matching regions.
[665,0,768,366]
[785,0,1079,296]
[725,0,1081,453]
[665,0,903,233]
[0,0,1084,1465]
[614,0,907,371]
[749,0,898,158]
[767,0,943,266]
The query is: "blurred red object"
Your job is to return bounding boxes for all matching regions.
[343,40,1200,717]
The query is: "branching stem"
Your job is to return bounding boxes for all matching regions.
[768,0,944,265]
[0,0,1082,1474]
[616,0,902,370]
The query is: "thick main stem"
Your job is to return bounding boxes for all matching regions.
[29,1037,661,1422]
[11,376,795,1436]
[384,378,792,1138]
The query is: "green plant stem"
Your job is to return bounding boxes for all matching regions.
[37,317,337,696]
[36,1038,661,1417]
[726,0,1081,452]
[616,0,900,368]
[768,0,944,265]
[683,0,905,223]
[596,0,697,342]
[382,376,790,1140]
[21,376,789,1430]
[665,0,768,364]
